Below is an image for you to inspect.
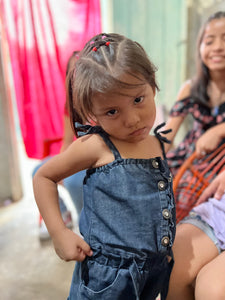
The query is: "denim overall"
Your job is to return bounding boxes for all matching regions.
[68,124,176,300]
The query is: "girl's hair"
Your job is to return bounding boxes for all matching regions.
[66,51,80,76]
[191,11,225,105]
[68,33,159,136]
[65,51,84,126]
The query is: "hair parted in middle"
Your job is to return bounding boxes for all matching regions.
[191,11,225,105]
[67,33,159,136]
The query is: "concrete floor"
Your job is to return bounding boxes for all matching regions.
[0,141,162,300]
[0,142,77,300]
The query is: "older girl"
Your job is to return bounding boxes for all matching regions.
[165,11,225,300]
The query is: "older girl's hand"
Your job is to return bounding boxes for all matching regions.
[52,227,93,262]
[196,170,225,205]
[195,126,222,158]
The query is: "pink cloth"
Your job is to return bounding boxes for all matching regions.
[193,195,225,250]
[1,0,101,158]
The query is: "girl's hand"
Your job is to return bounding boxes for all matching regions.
[195,127,222,157]
[52,227,93,262]
[196,170,225,205]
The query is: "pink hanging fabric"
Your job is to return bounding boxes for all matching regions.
[0,0,101,158]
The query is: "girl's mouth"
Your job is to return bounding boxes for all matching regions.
[130,127,146,136]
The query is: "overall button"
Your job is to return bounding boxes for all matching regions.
[162,209,171,219]
[158,180,166,190]
[152,159,159,169]
[161,236,170,247]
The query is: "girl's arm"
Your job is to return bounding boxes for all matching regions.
[33,171,92,261]
[33,135,103,261]
[60,114,75,153]
[164,80,191,152]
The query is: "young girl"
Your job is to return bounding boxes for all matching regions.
[164,11,225,299]
[33,33,175,300]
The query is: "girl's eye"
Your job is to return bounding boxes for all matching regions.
[204,38,213,45]
[134,96,144,104]
[107,109,117,116]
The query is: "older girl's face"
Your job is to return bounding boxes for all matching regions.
[200,18,225,72]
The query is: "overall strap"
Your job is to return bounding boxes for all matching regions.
[154,122,172,160]
[75,123,122,160]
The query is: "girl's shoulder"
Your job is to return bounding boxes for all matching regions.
[75,132,108,153]
[74,133,115,168]
[176,80,191,102]
[169,80,196,117]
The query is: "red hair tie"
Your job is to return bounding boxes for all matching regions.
[105,41,110,46]
[92,47,97,52]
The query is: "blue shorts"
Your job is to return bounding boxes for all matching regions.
[179,211,221,254]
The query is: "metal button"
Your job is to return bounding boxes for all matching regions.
[158,180,166,191]
[161,236,170,246]
[162,209,171,220]
[152,159,159,169]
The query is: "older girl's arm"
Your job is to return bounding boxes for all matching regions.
[164,80,191,152]
[195,122,225,157]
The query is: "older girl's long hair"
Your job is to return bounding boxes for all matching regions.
[191,11,225,105]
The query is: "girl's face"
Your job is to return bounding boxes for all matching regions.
[200,18,225,72]
[91,73,156,143]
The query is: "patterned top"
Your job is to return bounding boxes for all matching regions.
[167,96,225,177]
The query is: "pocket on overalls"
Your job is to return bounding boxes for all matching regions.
[79,259,136,299]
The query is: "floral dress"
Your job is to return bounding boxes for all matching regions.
[167,96,225,177]
[167,97,225,222]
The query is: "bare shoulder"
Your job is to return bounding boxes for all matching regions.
[75,133,105,149]
[35,133,111,182]
[72,133,109,158]
[71,133,114,168]
[176,79,191,102]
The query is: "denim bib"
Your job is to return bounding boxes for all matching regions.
[68,123,176,300]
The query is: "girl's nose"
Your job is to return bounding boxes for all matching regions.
[124,110,140,127]
[213,37,224,51]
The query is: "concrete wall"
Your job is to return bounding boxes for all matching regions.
[0,36,23,204]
